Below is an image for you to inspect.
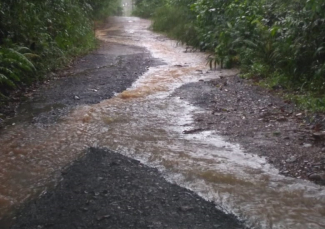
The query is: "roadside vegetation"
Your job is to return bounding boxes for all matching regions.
[0,0,121,100]
[134,0,325,111]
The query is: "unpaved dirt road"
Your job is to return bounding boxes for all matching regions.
[0,17,245,229]
[1,17,325,229]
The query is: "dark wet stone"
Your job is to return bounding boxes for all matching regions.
[309,173,325,182]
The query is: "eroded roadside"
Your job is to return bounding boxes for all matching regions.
[173,75,325,185]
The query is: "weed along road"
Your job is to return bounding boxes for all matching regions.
[0,17,325,229]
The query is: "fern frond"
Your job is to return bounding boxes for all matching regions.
[15,46,32,54]
[5,48,36,71]
[0,73,15,87]
[23,53,40,59]
[0,67,20,82]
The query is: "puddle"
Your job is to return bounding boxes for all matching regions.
[0,17,325,229]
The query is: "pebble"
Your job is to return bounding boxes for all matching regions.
[286,156,297,163]
[309,173,325,181]
[313,132,325,141]
[277,117,287,122]
[303,143,312,148]
[96,214,110,221]
[179,206,194,212]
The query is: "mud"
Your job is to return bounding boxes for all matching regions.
[10,148,245,229]
[173,74,325,185]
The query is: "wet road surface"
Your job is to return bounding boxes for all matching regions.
[0,17,325,229]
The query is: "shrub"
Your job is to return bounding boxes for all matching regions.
[0,0,121,97]
[135,0,325,110]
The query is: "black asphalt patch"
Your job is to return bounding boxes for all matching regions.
[10,148,246,229]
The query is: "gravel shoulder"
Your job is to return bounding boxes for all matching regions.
[173,73,325,185]
[0,40,163,126]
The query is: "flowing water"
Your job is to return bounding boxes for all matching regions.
[1,17,325,229]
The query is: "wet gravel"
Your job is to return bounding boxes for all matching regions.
[173,72,325,185]
[2,15,325,229]
[1,41,163,125]
[10,148,246,229]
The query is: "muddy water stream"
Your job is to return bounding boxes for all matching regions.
[1,17,325,229]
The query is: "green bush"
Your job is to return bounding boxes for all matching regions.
[152,1,199,48]
[0,0,121,97]
[0,47,35,95]
[133,0,163,18]
[135,0,325,110]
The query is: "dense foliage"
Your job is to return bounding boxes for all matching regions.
[0,0,121,97]
[134,0,325,111]
[133,0,162,18]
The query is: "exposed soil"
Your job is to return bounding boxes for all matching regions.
[9,148,245,229]
[173,73,325,185]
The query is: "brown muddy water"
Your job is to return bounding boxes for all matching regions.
[1,17,325,229]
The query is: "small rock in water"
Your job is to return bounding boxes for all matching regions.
[183,128,203,134]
